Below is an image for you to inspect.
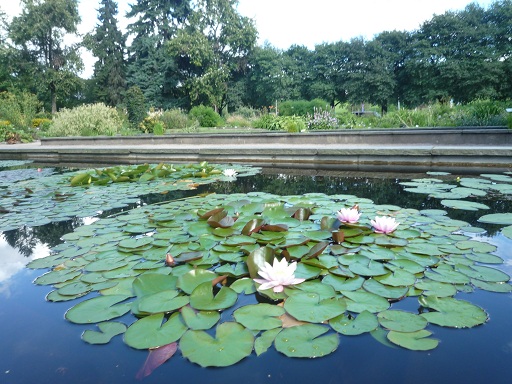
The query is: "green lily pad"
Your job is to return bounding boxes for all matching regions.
[65,295,132,324]
[419,296,488,328]
[378,310,428,332]
[233,304,285,330]
[180,306,220,330]
[284,292,346,323]
[478,213,512,225]
[441,200,489,211]
[82,322,127,344]
[387,330,439,351]
[176,269,218,295]
[180,322,254,367]
[363,279,409,300]
[330,310,378,335]
[189,282,238,311]
[341,290,390,313]
[124,312,187,349]
[274,324,339,358]
[137,290,189,314]
[255,328,281,356]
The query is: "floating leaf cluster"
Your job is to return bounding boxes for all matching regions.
[0,162,259,231]
[28,191,511,367]
[0,160,34,168]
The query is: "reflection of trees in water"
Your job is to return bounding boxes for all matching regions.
[2,219,79,257]
[3,173,512,255]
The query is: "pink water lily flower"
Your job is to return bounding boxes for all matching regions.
[371,216,399,234]
[336,207,361,223]
[253,258,305,293]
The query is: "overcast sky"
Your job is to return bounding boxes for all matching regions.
[1,0,498,77]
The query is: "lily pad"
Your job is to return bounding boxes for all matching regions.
[274,324,339,358]
[329,311,378,335]
[124,312,187,349]
[284,292,346,323]
[378,310,428,332]
[189,282,238,311]
[65,295,132,324]
[387,330,439,351]
[82,322,127,344]
[180,322,254,367]
[419,296,488,328]
[233,304,285,330]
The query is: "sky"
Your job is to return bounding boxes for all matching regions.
[1,0,498,78]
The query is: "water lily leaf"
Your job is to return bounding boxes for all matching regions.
[502,226,512,240]
[465,252,503,264]
[255,328,281,356]
[82,321,127,344]
[84,258,128,272]
[407,243,443,256]
[424,265,470,284]
[138,290,189,314]
[440,200,489,211]
[323,275,364,292]
[118,236,154,249]
[246,246,275,279]
[457,265,509,283]
[289,280,336,300]
[229,277,256,294]
[414,279,457,297]
[363,279,408,300]
[419,296,488,328]
[65,295,132,324]
[274,324,339,358]
[471,279,512,293]
[378,310,428,332]
[330,310,378,335]
[180,305,220,330]
[180,322,254,367]
[124,312,187,349]
[375,270,417,287]
[215,262,248,277]
[234,304,285,330]
[136,342,178,380]
[478,213,512,225]
[57,281,92,296]
[189,282,238,310]
[349,259,388,277]
[284,292,346,323]
[341,290,390,313]
[387,330,438,351]
[387,259,425,274]
[176,269,218,294]
[34,269,82,285]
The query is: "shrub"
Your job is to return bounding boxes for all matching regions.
[139,108,163,134]
[234,106,260,119]
[282,116,306,132]
[124,86,147,127]
[279,99,330,117]
[253,114,285,130]
[189,105,222,127]
[224,114,253,128]
[0,91,41,131]
[307,107,339,130]
[47,103,123,137]
[160,108,192,130]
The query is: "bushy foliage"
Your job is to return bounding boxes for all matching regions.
[279,99,330,117]
[124,86,146,127]
[161,108,196,130]
[234,106,260,119]
[47,103,123,137]
[189,105,222,127]
[307,107,339,130]
[253,114,306,132]
[453,99,508,127]
[224,114,253,128]
[0,91,41,131]
[139,108,164,134]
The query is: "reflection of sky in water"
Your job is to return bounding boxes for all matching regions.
[0,235,50,294]
[489,232,512,274]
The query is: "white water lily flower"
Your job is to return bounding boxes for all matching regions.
[223,168,238,177]
[336,207,361,223]
[371,216,399,234]
[253,258,305,293]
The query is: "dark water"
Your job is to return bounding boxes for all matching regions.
[1,167,511,384]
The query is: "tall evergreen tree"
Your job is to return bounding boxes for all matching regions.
[125,0,192,108]
[8,0,82,113]
[85,0,126,106]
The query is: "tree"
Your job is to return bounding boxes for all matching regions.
[125,0,192,108]
[85,0,126,106]
[8,0,83,113]
[168,0,257,113]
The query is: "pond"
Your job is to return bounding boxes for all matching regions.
[1,161,511,384]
